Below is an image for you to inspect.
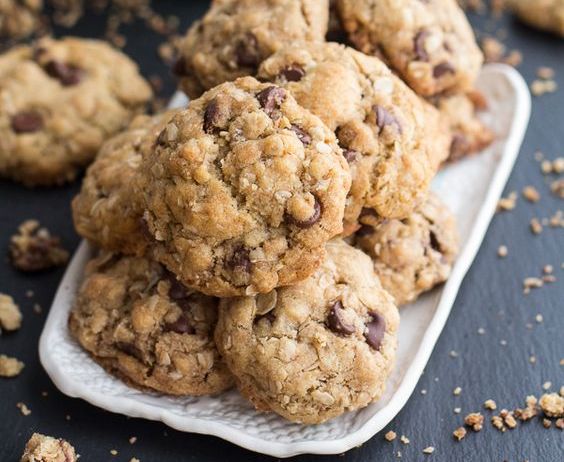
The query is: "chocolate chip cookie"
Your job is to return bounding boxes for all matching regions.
[215,239,399,424]
[258,43,450,233]
[337,0,483,96]
[433,90,495,162]
[72,111,177,256]
[356,193,459,306]
[0,37,152,186]
[69,252,234,396]
[509,0,564,37]
[174,0,329,98]
[138,77,351,297]
[0,0,42,40]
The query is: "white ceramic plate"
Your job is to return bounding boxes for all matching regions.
[40,64,530,458]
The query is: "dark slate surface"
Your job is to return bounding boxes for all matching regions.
[1,2,562,461]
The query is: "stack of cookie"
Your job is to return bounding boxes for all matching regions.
[68,0,488,425]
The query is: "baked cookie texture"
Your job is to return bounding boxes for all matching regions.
[20,433,77,462]
[138,77,351,297]
[510,0,564,37]
[69,252,234,396]
[175,0,329,98]
[337,0,484,96]
[0,36,152,186]
[432,90,495,162]
[72,111,177,256]
[215,240,399,424]
[258,43,450,233]
[356,193,459,306]
[0,0,42,40]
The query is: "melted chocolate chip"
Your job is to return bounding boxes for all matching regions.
[429,230,442,253]
[414,30,430,61]
[356,224,374,237]
[164,313,195,335]
[44,60,84,86]
[228,246,251,273]
[364,311,386,351]
[257,86,286,118]
[172,56,188,76]
[343,149,358,163]
[165,272,191,300]
[360,207,378,218]
[11,111,43,133]
[433,62,456,78]
[327,301,355,335]
[235,33,260,68]
[374,105,402,134]
[116,342,144,361]
[203,99,221,134]
[286,196,322,229]
[279,64,305,82]
[290,125,311,145]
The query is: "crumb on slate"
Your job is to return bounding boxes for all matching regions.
[522,186,540,203]
[453,427,467,441]
[0,354,25,377]
[17,402,31,416]
[21,433,77,462]
[465,413,484,431]
[0,294,22,332]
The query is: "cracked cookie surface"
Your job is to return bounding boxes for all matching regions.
[356,193,459,306]
[258,42,449,233]
[337,0,483,96]
[215,239,399,424]
[0,37,152,186]
[510,0,564,37]
[0,0,42,40]
[69,252,233,396]
[72,111,177,256]
[138,77,351,297]
[175,0,329,98]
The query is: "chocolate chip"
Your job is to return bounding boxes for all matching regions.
[116,342,144,361]
[11,111,43,133]
[343,149,358,163]
[172,56,188,76]
[228,246,251,273]
[257,86,286,118]
[279,64,305,82]
[44,60,84,86]
[203,99,221,134]
[360,207,378,218]
[327,301,355,335]
[364,311,386,351]
[286,196,322,229]
[429,230,442,253]
[165,272,190,300]
[164,314,195,335]
[356,224,374,237]
[414,30,430,61]
[235,33,260,68]
[374,105,402,134]
[138,217,155,241]
[255,311,276,325]
[290,125,311,145]
[433,62,456,78]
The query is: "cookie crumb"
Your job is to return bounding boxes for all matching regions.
[110,449,118,456]
[0,294,23,332]
[491,415,505,432]
[422,446,435,455]
[484,399,497,410]
[541,160,553,174]
[385,431,397,441]
[464,412,484,431]
[25,290,34,298]
[453,387,462,396]
[129,436,137,444]
[556,418,564,429]
[454,407,462,414]
[551,179,564,199]
[530,79,557,97]
[10,220,69,272]
[537,67,555,80]
[130,459,140,462]
[552,157,564,173]
[477,327,486,335]
[400,435,410,445]
[497,245,508,258]
[17,402,31,416]
[530,218,543,235]
[453,427,467,441]
[0,354,25,377]
[449,350,459,358]
[21,433,77,462]
[497,192,517,211]
[522,186,540,203]
[523,277,543,294]
[543,418,552,428]
[529,355,537,364]
[539,393,564,418]
[543,381,552,391]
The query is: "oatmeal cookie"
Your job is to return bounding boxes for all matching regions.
[0,0,42,40]
[138,77,351,297]
[433,90,495,162]
[174,0,329,98]
[337,0,484,96]
[69,252,233,396]
[0,36,152,186]
[215,240,399,424]
[356,193,459,306]
[20,433,77,462]
[510,0,564,37]
[72,111,177,256]
[258,43,450,232]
